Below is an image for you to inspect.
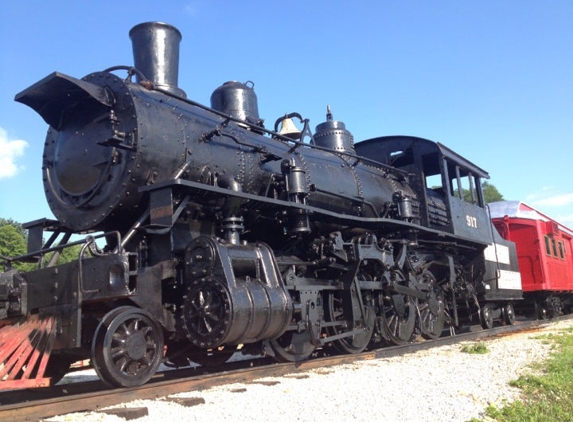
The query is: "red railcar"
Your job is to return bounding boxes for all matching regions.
[489,201,573,318]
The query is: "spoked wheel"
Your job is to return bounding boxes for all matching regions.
[92,306,164,388]
[417,271,446,340]
[480,304,494,329]
[503,302,516,325]
[181,277,232,349]
[268,290,318,362]
[325,291,375,354]
[379,292,417,345]
[269,330,315,362]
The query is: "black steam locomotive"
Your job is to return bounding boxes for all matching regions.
[0,22,521,389]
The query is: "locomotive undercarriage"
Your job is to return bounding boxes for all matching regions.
[0,180,507,389]
[148,180,461,357]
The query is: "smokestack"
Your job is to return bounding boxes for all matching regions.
[129,22,186,98]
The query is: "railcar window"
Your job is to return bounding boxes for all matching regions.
[543,237,562,259]
[558,241,565,259]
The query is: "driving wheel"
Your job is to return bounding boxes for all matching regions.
[379,292,417,344]
[269,330,316,362]
[325,290,375,354]
[417,271,446,339]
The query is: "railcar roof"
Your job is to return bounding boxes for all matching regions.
[489,200,573,236]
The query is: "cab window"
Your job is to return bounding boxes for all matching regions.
[446,160,484,207]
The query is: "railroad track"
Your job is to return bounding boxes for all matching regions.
[1,316,569,422]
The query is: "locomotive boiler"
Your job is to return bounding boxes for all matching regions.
[0,22,522,389]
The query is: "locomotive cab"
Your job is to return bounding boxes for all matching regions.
[355,136,522,324]
[356,136,493,243]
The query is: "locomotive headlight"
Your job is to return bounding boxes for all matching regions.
[109,263,128,291]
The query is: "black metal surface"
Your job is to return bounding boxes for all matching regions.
[314,108,355,153]
[210,80,260,124]
[181,236,292,347]
[14,72,113,129]
[129,22,186,97]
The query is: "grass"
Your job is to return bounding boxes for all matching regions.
[460,342,489,354]
[473,326,573,421]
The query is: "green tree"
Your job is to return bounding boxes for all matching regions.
[0,221,27,257]
[45,243,84,266]
[482,181,504,203]
[0,219,35,272]
[1,219,84,272]
[458,181,504,204]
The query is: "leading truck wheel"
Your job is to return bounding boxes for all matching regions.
[92,307,164,388]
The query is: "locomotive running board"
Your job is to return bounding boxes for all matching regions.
[0,315,57,390]
[140,178,448,235]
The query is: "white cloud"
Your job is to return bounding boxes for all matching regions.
[184,1,200,16]
[0,127,28,179]
[526,186,573,207]
[525,186,573,227]
[559,214,573,225]
[529,192,573,208]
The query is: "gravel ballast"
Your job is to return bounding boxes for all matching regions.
[44,319,573,422]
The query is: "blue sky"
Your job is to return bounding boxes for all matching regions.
[1,1,572,227]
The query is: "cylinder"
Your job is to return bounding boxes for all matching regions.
[129,22,186,97]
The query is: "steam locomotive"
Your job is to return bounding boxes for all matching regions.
[0,22,522,389]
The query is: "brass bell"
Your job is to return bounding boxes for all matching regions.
[278,116,302,140]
